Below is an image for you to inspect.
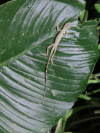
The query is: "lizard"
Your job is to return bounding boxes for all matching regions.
[43,22,71,103]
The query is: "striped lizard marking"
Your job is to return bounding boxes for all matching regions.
[43,22,71,103]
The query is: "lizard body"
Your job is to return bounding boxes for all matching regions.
[43,22,71,103]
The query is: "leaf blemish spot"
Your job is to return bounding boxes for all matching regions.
[22,33,25,36]
[51,90,56,96]
[70,66,74,68]
[75,48,78,50]
[59,77,63,80]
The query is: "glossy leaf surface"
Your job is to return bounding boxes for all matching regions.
[0,0,99,132]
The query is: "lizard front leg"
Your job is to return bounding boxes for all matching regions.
[56,24,61,31]
[63,31,68,36]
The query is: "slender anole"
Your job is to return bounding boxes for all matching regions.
[43,22,71,103]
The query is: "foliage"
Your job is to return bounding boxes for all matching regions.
[0,0,100,133]
[49,0,100,133]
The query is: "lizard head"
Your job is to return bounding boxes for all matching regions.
[65,22,71,28]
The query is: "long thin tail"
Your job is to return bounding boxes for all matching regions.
[43,47,53,103]
[43,60,49,103]
[43,46,53,103]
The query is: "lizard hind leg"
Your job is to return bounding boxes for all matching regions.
[46,43,54,56]
[50,47,57,64]
[41,43,54,57]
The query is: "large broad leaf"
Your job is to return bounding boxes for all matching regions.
[0,0,99,132]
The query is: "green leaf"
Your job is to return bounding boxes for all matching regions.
[0,0,99,133]
[94,4,100,13]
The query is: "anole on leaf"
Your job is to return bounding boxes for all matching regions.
[43,22,71,103]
